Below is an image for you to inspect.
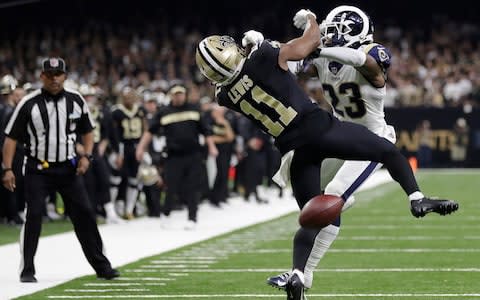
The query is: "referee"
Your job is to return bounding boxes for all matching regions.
[1,57,119,283]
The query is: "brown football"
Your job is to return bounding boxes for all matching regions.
[299,195,344,229]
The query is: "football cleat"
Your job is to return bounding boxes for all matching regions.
[97,268,120,280]
[20,274,37,283]
[285,272,307,300]
[267,271,291,290]
[410,197,459,218]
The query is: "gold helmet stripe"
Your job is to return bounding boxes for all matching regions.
[198,40,234,77]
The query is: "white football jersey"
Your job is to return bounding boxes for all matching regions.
[313,43,394,139]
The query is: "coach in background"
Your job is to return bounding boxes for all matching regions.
[136,84,218,230]
[1,57,119,283]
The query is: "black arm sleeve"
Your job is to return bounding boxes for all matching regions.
[77,98,95,134]
[5,102,29,142]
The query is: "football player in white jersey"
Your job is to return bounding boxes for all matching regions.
[247,5,458,297]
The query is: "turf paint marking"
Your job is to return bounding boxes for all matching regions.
[83,283,165,286]
[120,268,480,273]
[342,225,480,229]
[116,277,175,281]
[251,248,480,253]
[64,289,149,292]
[337,236,480,240]
[150,260,217,264]
[140,264,211,269]
[47,293,480,298]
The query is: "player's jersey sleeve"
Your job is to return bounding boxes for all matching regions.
[249,40,281,69]
[365,44,392,73]
[148,109,163,134]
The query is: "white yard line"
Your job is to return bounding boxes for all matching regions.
[118,268,480,273]
[116,277,175,281]
[46,293,480,298]
[249,248,480,253]
[64,289,149,292]
[0,170,393,300]
[83,283,164,287]
[150,260,217,264]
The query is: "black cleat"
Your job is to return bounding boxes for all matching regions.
[285,273,306,300]
[20,274,37,283]
[410,197,459,218]
[97,268,120,280]
[267,271,291,290]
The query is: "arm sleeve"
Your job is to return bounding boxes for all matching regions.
[148,110,163,134]
[109,109,121,153]
[318,47,367,67]
[198,110,213,136]
[77,96,95,134]
[100,109,111,141]
[5,101,30,142]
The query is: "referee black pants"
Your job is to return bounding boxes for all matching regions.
[21,159,112,277]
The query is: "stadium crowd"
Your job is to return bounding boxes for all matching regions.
[0,10,478,226]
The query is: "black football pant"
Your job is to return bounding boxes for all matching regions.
[21,159,112,278]
[163,152,203,222]
[84,152,111,211]
[243,148,267,200]
[143,184,162,217]
[290,117,418,273]
[210,145,231,205]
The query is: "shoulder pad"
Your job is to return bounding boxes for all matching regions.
[364,43,392,72]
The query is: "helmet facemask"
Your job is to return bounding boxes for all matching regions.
[196,35,246,85]
[322,5,373,48]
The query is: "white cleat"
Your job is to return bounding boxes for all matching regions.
[184,220,197,231]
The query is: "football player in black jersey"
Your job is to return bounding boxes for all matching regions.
[195,13,458,300]
[110,87,147,220]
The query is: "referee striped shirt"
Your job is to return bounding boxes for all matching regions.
[4,88,95,162]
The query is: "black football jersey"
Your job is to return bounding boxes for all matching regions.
[148,103,212,155]
[111,103,145,146]
[216,41,323,143]
[90,105,112,144]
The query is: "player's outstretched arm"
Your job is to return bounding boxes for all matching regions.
[278,14,320,71]
[316,47,385,87]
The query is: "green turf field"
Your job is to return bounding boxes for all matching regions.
[16,170,480,299]
[0,219,73,246]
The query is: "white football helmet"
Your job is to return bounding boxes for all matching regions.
[0,74,18,95]
[196,35,246,85]
[322,5,374,48]
[137,153,160,186]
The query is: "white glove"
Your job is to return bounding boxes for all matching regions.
[293,9,317,31]
[241,30,264,47]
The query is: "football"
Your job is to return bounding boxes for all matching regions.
[299,195,344,228]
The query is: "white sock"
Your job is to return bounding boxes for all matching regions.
[304,224,340,289]
[125,186,139,215]
[104,202,118,219]
[409,191,425,201]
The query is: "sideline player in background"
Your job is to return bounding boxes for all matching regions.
[195,12,458,300]
[267,5,405,292]
[110,88,147,219]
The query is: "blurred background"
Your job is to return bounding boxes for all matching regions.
[1,0,479,166]
[0,0,479,226]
